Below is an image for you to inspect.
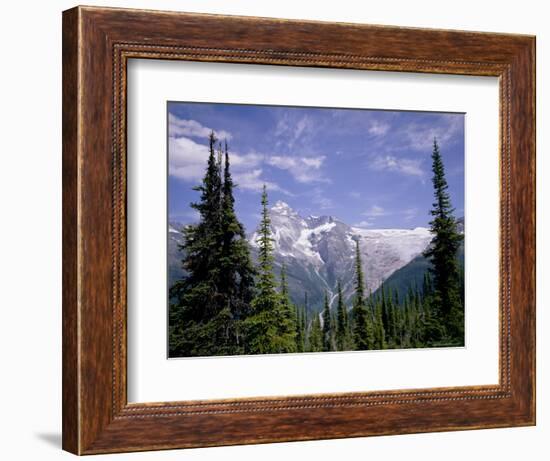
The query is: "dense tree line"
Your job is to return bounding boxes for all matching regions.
[169,135,464,357]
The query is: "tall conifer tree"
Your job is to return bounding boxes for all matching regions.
[352,239,374,349]
[245,186,296,354]
[322,291,333,351]
[278,263,298,352]
[424,138,464,343]
[336,280,349,351]
[218,141,256,349]
[170,132,234,356]
[308,313,323,352]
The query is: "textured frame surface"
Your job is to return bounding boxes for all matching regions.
[62,6,535,455]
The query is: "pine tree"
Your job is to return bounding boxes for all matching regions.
[218,141,256,348]
[296,305,305,352]
[322,291,333,351]
[303,293,310,351]
[424,138,464,344]
[244,186,295,354]
[278,263,298,352]
[308,312,323,352]
[381,285,390,344]
[373,295,386,350]
[352,239,374,349]
[244,186,280,354]
[170,132,243,357]
[336,280,349,351]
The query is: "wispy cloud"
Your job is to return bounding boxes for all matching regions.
[233,169,291,195]
[362,205,387,217]
[170,209,200,222]
[266,155,328,184]
[353,220,373,228]
[308,187,334,210]
[368,120,390,136]
[369,155,425,179]
[402,115,462,152]
[169,113,232,140]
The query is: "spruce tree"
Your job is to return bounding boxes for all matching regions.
[308,312,323,352]
[170,132,236,356]
[303,293,310,351]
[169,133,258,357]
[373,295,386,350]
[336,280,349,351]
[322,291,333,351]
[218,141,256,348]
[296,305,304,352]
[424,138,464,343]
[352,239,374,349]
[278,263,298,352]
[244,186,295,354]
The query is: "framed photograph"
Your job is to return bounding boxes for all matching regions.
[62,6,535,455]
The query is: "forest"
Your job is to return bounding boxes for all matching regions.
[169,132,464,357]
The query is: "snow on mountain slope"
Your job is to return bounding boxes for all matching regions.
[248,201,432,310]
[167,201,434,311]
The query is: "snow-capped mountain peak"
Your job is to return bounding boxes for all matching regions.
[248,202,433,308]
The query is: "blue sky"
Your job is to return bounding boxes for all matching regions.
[168,102,464,233]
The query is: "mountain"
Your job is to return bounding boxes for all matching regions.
[374,217,465,302]
[168,202,437,312]
[248,201,432,311]
[168,222,186,289]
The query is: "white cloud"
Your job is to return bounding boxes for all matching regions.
[362,205,387,217]
[168,113,232,140]
[267,155,328,183]
[169,135,282,194]
[168,136,210,181]
[403,116,462,152]
[353,220,373,228]
[274,114,314,150]
[170,209,200,222]
[233,169,288,194]
[368,120,390,136]
[370,155,425,178]
[349,191,361,199]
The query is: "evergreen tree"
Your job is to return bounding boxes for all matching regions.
[244,186,295,354]
[296,305,305,352]
[373,295,386,350]
[170,132,254,357]
[352,239,374,349]
[424,138,464,343]
[278,263,298,352]
[303,293,310,351]
[322,291,333,351]
[218,141,256,347]
[336,280,349,351]
[308,312,323,352]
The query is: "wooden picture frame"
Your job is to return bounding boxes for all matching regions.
[62,5,535,455]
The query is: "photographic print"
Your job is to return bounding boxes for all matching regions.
[168,102,465,358]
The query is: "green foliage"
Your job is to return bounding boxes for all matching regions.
[169,132,255,357]
[170,135,464,357]
[335,280,352,351]
[322,291,333,351]
[423,138,464,343]
[352,239,374,350]
[308,312,323,352]
[244,187,297,354]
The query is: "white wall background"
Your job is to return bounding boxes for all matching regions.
[0,1,546,459]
